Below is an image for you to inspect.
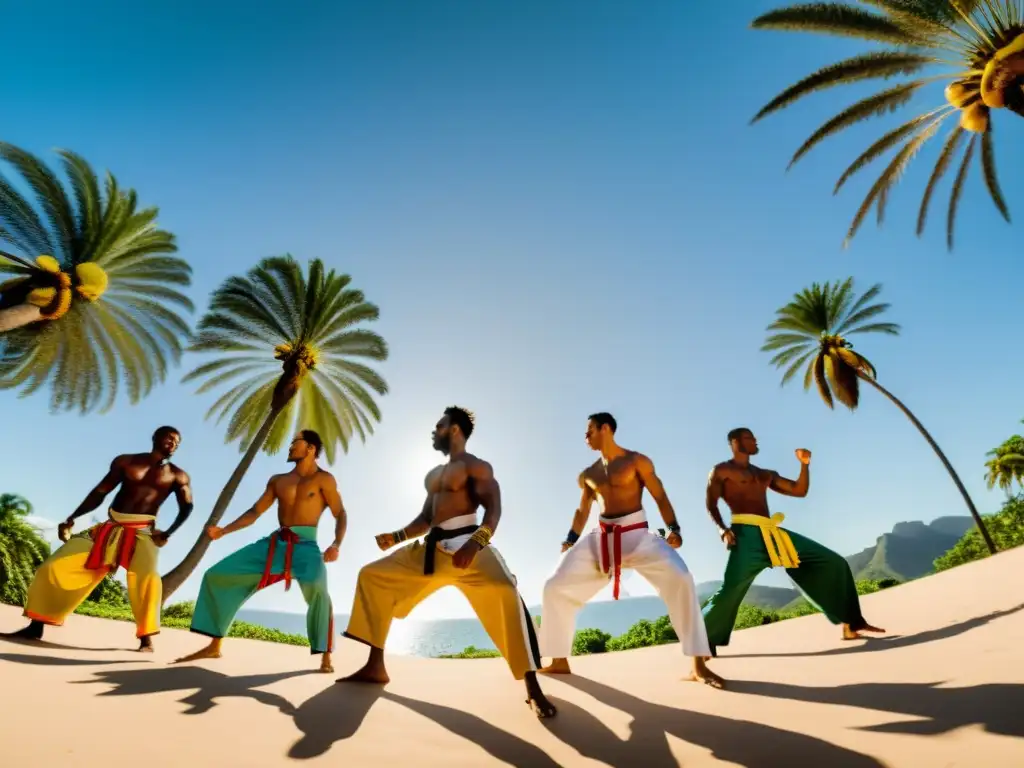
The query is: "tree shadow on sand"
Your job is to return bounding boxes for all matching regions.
[0,652,136,667]
[721,603,1024,660]
[288,684,562,767]
[72,666,317,716]
[726,678,1024,739]
[545,675,886,768]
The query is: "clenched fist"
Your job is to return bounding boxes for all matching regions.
[206,526,225,541]
[375,532,396,551]
[795,448,812,465]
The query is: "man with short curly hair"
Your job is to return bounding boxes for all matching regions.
[339,406,557,719]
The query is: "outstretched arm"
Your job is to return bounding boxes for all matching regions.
[322,474,348,549]
[218,480,276,537]
[66,457,127,523]
[635,455,679,532]
[565,475,597,545]
[161,471,194,538]
[705,467,730,534]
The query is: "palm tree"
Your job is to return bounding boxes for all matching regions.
[762,277,996,553]
[0,494,50,606]
[0,143,192,414]
[750,1,1024,250]
[984,429,1024,496]
[160,255,389,599]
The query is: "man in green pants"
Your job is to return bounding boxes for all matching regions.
[694,428,885,687]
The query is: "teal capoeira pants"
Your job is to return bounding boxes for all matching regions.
[190,526,334,654]
[701,523,867,655]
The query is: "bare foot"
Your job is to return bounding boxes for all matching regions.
[842,622,886,640]
[138,637,155,653]
[319,653,334,674]
[3,622,44,642]
[524,673,557,719]
[336,663,389,684]
[538,657,572,675]
[687,656,726,689]
[173,641,223,664]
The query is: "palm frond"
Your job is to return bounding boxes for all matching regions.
[980,123,1011,222]
[946,132,978,250]
[834,109,949,193]
[753,52,937,124]
[751,3,928,45]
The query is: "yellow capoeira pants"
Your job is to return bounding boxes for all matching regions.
[23,510,162,638]
[345,538,541,680]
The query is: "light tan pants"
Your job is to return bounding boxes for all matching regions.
[345,540,541,679]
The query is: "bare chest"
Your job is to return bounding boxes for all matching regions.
[427,463,471,495]
[583,456,639,495]
[721,464,770,496]
[122,460,176,493]
[274,476,323,508]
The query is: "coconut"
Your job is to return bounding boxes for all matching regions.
[960,102,990,133]
[945,81,972,108]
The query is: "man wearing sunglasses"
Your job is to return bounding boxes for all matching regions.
[174,430,345,672]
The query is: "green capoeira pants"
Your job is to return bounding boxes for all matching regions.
[701,523,867,656]
[190,525,335,654]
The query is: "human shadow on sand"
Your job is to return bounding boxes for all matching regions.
[727,678,1024,739]
[545,675,886,768]
[0,633,126,653]
[722,602,1024,660]
[0,652,136,667]
[288,685,562,767]
[73,666,317,716]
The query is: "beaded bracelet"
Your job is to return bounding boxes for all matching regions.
[470,525,493,547]
[667,523,681,535]
[393,528,408,543]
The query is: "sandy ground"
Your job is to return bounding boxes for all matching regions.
[2,548,1023,767]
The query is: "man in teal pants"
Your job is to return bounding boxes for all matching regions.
[174,430,347,672]
[693,428,885,688]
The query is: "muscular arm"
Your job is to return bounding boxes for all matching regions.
[162,471,194,537]
[220,480,276,536]
[322,474,348,547]
[567,475,597,539]
[635,454,679,530]
[67,456,127,521]
[705,467,730,534]
[469,459,502,537]
[768,463,809,498]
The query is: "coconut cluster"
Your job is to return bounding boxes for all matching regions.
[947,32,1024,134]
[273,342,320,372]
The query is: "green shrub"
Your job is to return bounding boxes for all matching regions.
[572,627,612,655]
[437,645,502,659]
[162,600,195,620]
[84,576,129,606]
[935,496,1024,572]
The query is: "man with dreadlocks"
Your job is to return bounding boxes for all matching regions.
[338,406,557,719]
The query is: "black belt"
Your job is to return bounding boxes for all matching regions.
[423,525,480,574]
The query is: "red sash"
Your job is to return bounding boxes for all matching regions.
[258,528,300,591]
[598,520,649,600]
[84,520,152,573]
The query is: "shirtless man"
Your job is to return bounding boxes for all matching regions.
[536,412,716,683]
[174,430,344,672]
[338,406,557,719]
[695,427,885,686]
[5,426,193,651]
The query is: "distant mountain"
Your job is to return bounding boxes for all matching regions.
[844,516,975,582]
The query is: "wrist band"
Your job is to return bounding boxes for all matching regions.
[667,523,680,534]
[470,525,493,547]
[393,529,408,543]
[565,529,580,545]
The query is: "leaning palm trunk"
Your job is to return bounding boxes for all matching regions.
[0,304,42,333]
[160,407,283,601]
[859,373,997,555]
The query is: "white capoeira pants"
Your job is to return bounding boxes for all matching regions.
[538,509,711,659]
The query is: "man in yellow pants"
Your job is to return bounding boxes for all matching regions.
[337,406,557,719]
[3,427,193,651]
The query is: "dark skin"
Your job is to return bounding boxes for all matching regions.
[693,430,885,686]
[540,418,688,679]
[5,430,192,651]
[338,411,558,719]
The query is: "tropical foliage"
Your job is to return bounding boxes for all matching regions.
[0,493,50,606]
[751,0,1024,249]
[161,255,389,599]
[935,493,1024,570]
[984,426,1024,495]
[0,142,192,413]
[762,277,996,553]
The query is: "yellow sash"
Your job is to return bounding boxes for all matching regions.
[731,513,801,569]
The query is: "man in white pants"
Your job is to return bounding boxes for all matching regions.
[538,412,722,688]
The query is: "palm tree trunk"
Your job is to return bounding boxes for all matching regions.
[0,303,42,332]
[859,374,997,555]
[160,407,282,601]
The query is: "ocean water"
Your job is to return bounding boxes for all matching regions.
[236,592,677,657]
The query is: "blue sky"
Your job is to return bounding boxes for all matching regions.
[3,0,1023,620]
